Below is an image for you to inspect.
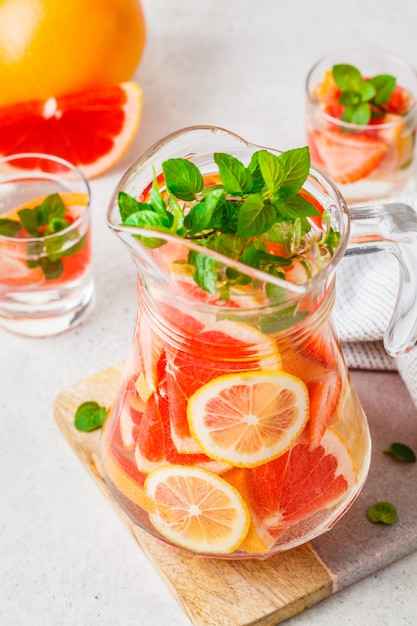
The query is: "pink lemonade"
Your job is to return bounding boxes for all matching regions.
[0,190,93,336]
[101,177,371,558]
[0,192,91,289]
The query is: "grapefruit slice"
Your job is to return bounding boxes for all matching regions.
[133,390,231,475]
[187,371,309,467]
[144,465,250,554]
[307,371,342,449]
[0,82,142,178]
[243,428,357,543]
[102,453,158,515]
[312,128,387,184]
[165,320,282,454]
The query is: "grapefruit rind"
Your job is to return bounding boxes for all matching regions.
[187,370,310,468]
[144,465,250,554]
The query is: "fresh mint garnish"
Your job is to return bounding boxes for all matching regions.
[383,442,416,463]
[74,401,107,432]
[0,218,21,237]
[0,193,85,280]
[118,147,340,303]
[332,64,396,125]
[366,501,398,525]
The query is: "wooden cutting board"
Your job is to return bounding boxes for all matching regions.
[54,364,417,626]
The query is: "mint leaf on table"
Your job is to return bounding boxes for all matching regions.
[367,501,398,525]
[74,401,107,432]
[383,442,416,462]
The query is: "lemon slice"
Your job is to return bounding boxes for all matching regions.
[144,465,250,554]
[187,371,309,468]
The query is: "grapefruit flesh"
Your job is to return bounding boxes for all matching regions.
[0,82,143,178]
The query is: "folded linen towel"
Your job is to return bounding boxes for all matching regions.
[333,192,417,407]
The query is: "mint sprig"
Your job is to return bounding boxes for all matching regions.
[0,193,85,280]
[332,64,396,125]
[118,147,341,300]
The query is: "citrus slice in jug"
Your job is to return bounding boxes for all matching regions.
[187,371,309,467]
[144,465,250,553]
[241,428,357,543]
[166,320,282,454]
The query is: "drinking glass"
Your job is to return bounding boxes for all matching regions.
[306,48,417,203]
[0,153,94,337]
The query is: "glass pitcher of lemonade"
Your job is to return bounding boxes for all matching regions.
[101,126,417,558]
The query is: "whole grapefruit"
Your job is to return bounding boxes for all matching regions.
[0,0,146,106]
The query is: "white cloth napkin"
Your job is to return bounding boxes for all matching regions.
[333,192,417,408]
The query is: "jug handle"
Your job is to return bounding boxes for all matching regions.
[345,202,417,357]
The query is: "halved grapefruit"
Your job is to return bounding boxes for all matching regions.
[0,82,143,178]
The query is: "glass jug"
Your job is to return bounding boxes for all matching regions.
[101,126,417,559]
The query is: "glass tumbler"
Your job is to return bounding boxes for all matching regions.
[0,153,94,337]
[306,47,417,203]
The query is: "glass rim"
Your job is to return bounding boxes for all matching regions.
[0,152,91,243]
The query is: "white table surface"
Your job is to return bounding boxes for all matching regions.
[2,1,417,624]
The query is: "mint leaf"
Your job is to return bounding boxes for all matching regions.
[0,218,21,237]
[40,192,66,222]
[38,257,64,280]
[247,153,267,192]
[18,207,41,235]
[125,209,172,230]
[189,251,218,293]
[124,210,170,248]
[275,194,320,219]
[371,74,396,105]
[214,153,253,195]
[383,442,416,462]
[367,501,398,525]
[48,217,69,233]
[345,101,371,125]
[333,64,363,91]
[74,401,107,432]
[118,191,149,221]
[275,147,310,200]
[256,150,284,193]
[167,194,185,233]
[184,188,225,234]
[358,80,376,102]
[150,170,169,216]
[162,158,203,201]
[237,194,276,236]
